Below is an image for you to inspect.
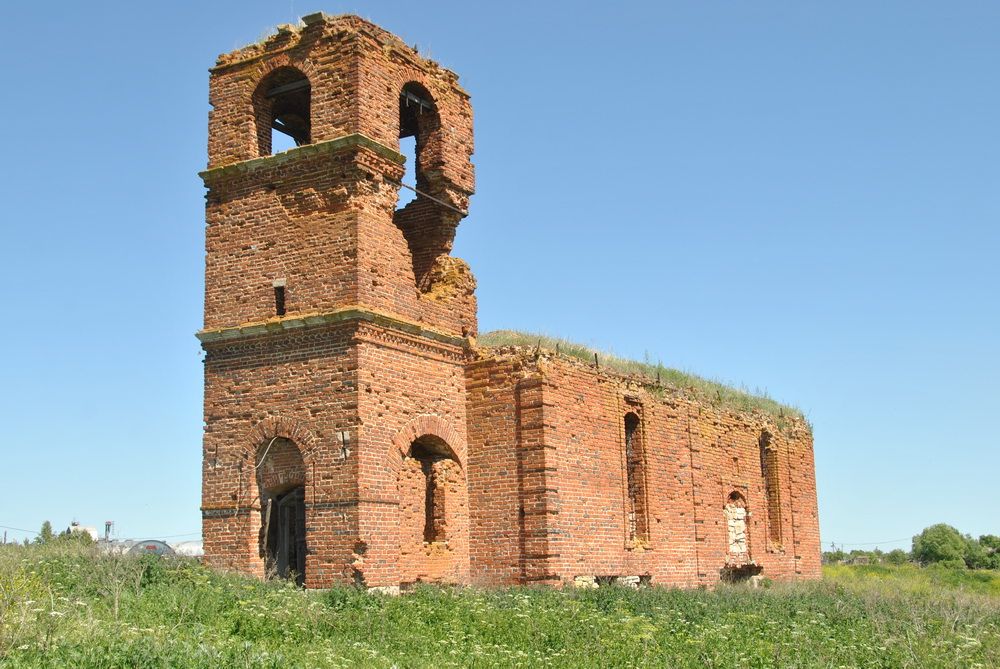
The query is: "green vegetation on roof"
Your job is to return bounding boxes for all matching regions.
[478,330,806,424]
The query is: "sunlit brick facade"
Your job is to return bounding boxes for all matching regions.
[198,14,820,589]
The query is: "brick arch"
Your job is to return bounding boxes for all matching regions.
[395,77,447,184]
[243,416,320,464]
[393,73,440,110]
[389,69,471,183]
[246,55,319,99]
[245,56,319,158]
[389,414,465,473]
[726,489,748,508]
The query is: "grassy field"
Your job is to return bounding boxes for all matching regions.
[1,543,998,668]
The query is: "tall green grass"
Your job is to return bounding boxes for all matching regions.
[478,330,806,423]
[2,542,997,667]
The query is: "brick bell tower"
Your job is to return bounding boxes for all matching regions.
[198,14,476,588]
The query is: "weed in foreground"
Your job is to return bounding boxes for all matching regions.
[0,542,998,668]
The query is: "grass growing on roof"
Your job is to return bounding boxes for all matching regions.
[478,330,805,423]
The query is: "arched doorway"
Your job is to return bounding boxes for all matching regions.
[256,437,307,585]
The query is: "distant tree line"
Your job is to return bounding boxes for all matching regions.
[2,520,96,547]
[17,520,999,570]
[824,523,1000,570]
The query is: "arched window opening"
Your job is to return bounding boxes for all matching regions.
[397,82,438,210]
[397,135,418,208]
[255,437,307,585]
[408,437,455,543]
[725,491,749,558]
[396,426,468,586]
[759,431,782,546]
[254,68,311,157]
[624,411,649,545]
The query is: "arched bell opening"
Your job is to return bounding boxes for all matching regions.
[252,67,312,157]
[393,82,461,290]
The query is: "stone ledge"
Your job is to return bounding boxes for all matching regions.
[196,306,466,348]
[201,507,252,518]
[200,133,404,183]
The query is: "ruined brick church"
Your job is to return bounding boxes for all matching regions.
[198,13,821,590]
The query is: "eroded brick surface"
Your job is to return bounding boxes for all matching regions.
[199,13,820,589]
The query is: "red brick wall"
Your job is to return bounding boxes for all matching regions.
[461,352,821,587]
[398,455,467,584]
[464,357,528,586]
[199,13,820,590]
[353,331,470,588]
[201,325,360,586]
[204,14,475,337]
[200,14,478,589]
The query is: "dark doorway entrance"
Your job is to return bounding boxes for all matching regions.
[263,486,306,586]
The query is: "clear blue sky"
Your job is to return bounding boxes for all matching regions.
[1,1,996,552]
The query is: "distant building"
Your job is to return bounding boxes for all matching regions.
[171,540,204,558]
[128,540,175,556]
[68,522,98,541]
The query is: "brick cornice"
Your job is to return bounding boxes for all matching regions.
[199,133,404,183]
[196,305,466,348]
[211,14,466,93]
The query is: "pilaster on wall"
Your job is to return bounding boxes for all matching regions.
[465,357,525,586]
[684,412,708,585]
[796,431,822,577]
[202,510,260,576]
[784,426,820,578]
[781,432,800,577]
[515,376,560,584]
